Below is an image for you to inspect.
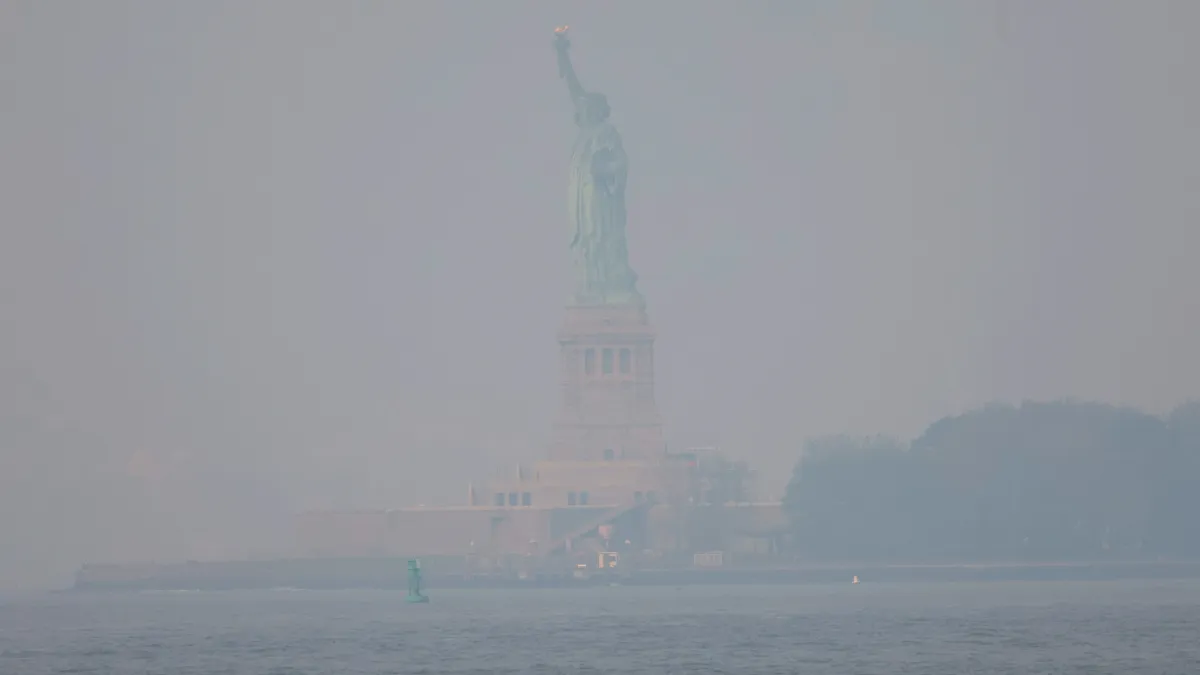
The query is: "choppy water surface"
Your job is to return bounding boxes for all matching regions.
[3,580,1199,674]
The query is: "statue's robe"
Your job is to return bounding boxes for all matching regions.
[567,121,638,303]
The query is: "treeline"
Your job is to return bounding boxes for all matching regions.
[784,401,1200,562]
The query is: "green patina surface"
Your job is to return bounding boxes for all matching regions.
[555,31,642,307]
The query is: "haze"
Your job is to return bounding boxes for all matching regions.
[2,1,1196,589]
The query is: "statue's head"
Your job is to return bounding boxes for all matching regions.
[577,93,610,125]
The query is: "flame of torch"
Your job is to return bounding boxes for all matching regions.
[554,25,569,34]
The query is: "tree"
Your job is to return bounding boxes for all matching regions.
[783,401,1197,562]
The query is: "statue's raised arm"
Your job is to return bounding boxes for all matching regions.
[553,27,588,113]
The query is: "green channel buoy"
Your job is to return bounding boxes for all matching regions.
[406,559,429,603]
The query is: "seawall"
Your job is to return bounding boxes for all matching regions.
[72,558,1200,592]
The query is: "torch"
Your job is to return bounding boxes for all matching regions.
[554,25,571,77]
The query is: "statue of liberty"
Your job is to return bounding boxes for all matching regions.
[553,27,641,305]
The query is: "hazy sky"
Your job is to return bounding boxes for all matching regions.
[2,1,1197,588]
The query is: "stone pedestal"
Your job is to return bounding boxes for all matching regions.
[550,301,664,462]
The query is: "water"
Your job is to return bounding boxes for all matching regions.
[3,581,1199,673]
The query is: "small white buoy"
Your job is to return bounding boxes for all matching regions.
[852,575,860,584]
